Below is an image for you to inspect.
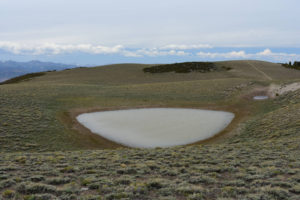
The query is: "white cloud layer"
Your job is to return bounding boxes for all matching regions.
[197,49,300,61]
[197,51,247,58]
[0,41,124,55]
[160,44,212,50]
[127,49,190,57]
[0,41,299,62]
[0,41,191,57]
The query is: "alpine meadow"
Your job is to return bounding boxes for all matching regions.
[1,0,300,199]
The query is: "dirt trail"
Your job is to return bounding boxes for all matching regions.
[247,61,273,81]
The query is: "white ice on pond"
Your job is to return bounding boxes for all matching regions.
[77,108,235,148]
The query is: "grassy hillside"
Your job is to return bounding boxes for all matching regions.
[0,60,300,199]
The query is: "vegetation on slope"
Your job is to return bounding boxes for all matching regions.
[281,61,300,70]
[0,60,300,199]
[0,90,300,199]
[143,62,231,73]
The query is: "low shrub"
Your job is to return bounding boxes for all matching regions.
[0,179,16,190]
[176,185,205,195]
[143,62,228,73]
[30,175,45,182]
[2,189,15,198]
[46,177,71,185]
[60,166,75,173]
[17,182,57,194]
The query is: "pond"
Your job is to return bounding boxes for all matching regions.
[77,108,235,148]
[253,96,269,100]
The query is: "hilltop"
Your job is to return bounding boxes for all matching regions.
[0,60,76,82]
[0,60,300,199]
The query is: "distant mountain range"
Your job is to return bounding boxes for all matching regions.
[0,60,77,82]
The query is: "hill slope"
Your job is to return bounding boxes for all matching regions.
[0,60,76,82]
[1,60,300,152]
[0,60,300,199]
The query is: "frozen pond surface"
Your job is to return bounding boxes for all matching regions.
[253,96,269,100]
[77,108,235,148]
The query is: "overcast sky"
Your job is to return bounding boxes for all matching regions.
[1,0,300,64]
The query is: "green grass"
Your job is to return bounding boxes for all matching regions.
[0,60,300,199]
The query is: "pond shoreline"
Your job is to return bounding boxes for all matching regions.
[59,103,249,149]
[76,108,235,148]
